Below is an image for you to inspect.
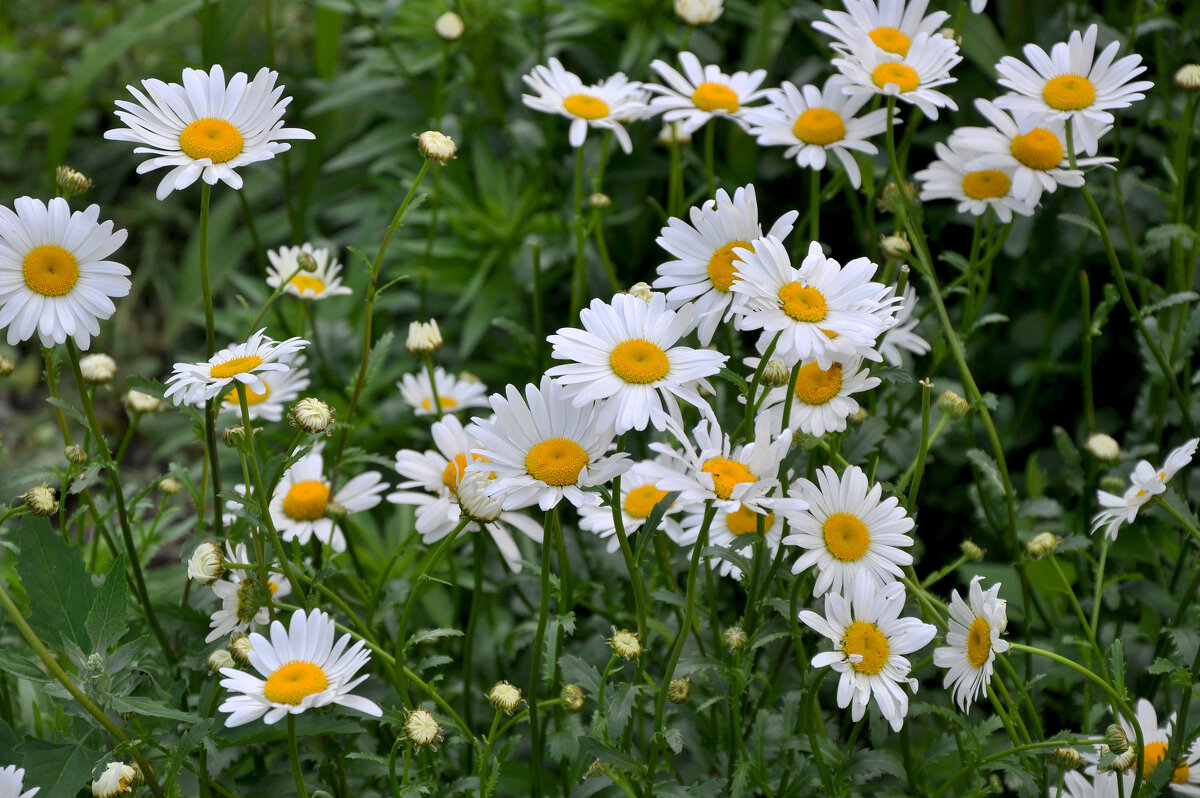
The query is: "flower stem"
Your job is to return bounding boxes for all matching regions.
[704,121,716,198]
[528,506,559,798]
[198,182,224,539]
[570,147,587,320]
[809,168,821,242]
[287,714,310,798]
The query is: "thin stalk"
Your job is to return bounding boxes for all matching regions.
[704,122,716,198]
[529,507,560,798]
[531,240,545,373]
[395,518,471,684]
[809,168,821,242]
[906,379,932,510]
[570,147,587,320]
[287,715,310,798]
[198,183,223,538]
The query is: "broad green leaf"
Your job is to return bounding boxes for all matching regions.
[86,554,127,652]
[15,517,98,650]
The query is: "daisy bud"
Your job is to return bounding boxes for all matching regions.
[608,628,642,660]
[24,484,58,516]
[434,11,464,41]
[848,407,869,424]
[236,577,271,624]
[92,761,137,797]
[188,541,225,585]
[668,677,691,704]
[960,540,984,562]
[291,397,334,434]
[403,707,443,749]
[1050,747,1084,769]
[674,0,723,25]
[0,354,13,376]
[159,476,182,495]
[588,192,611,210]
[877,181,919,214]
[1084,433,1121,463]
[1106,749,1137,773]
[657,121,692,146]
[723,626,748,651]
[222,425,247,448]
[458,370,481,383]
[124,389,163,414]
[65,444,88,465]
[406,319,443,355]
[79,353,117,384]
[880,232,911,260]
[1099,475,1126,493]
[56,165,93,199]
[937,27,963,46]
[207,649,234,673]
[1175,65,1200,91]
[761,359,790,388]
[626,282,656,304]
[585,759,611,778]
[1105,724,1129,754]
[937,390,970,418]
[560,684,585,713]
[488,681,523,715]
[457,470,503,523]
[230,634,254,663]
[1025,532,1061,559]
[416,131,457,165]
[296,251,320,272]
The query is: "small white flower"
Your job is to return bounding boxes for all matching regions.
[219,354,310,423]
[1091,438,1198,540]
[913,141,1036,223]
[645,52,766,134]
[932,576,1009,712]
[266,444,387,552]
[1082,699,1200,792]
[687,487,809,580]
[124,389,163,414]
[91,762,136,797]
[521,58,648,154]
[266,244,352,300]
[833,31,962,120]
[397,366,490,416]
[164,328,307,407]
[753,355,880,437]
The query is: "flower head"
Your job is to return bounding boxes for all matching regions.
[267,245,351,300]
[398,366,489,416]
[932,576,1009,712]
[164,329,307,407]
[219,354,310,423]
[188,541,225,585]
[92,762,136,797]
[645,52,766,134]
[79,353,116,383]
[521,58,648,154]
[291,397,334,434]
[675,0,722,25]
[914,141,1035,223]
[833,31,962,120]
[404,708,442,748]
[406,319,443,355]
[488,682,523,715]
[1091,438,1198,540]
[417,131,457,164]
[814,0,950,59]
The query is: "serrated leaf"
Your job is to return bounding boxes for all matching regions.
[86,554,127,653]
[1143,290,1199,316]
[577,736,646,775]
[68,463,103,495]
[406,628,464,648]
[608,684,643,739]
[164,718,214,793]
[44,397,87,427]
[1148,657,1176,675]
[363,330,396,392]
[15,517,98,650]
[1059,213,1099,236]
[1110,639,1126,698]
[109,695,200,723]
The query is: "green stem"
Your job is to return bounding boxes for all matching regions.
[1079,270,1095,433]
[423,354,444,419]
[933,737,1106,798]
[809,168,821,242]
[570,147,587,320]
[287,714,310,798]
[395,518,471,689]
[704,122,716,198]
[529,507,559,798]
[906,379,932,511]
[198,182,224,539]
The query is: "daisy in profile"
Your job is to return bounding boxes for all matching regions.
[814,0,950,58]
[219,608,382,726]
[995,24,1153,156]
[876,284,929,367]
[755,356,879,437]
[266,244,352,300]
[1092,438,1198,540]
[799,571,937,731]
[469,376,630,511]
[578,459,684,554]
[398,367,489,417]
[932,576,1009,712]
[0,197,128,349]
[546,292,727,433]
[269,444,387,552]
[520,58,647,154]
[645,52,766,134]
[784,464,915,597]
[205,542,291,643]
[730,238,897,368]
[0,764,37,798]
[743,77,891,189]
[104,65,315,200]
[164,328,307,407]
[834,31,962,120]
[653,184,799,345]
[914,142,1036,223]
[218,354,309,422]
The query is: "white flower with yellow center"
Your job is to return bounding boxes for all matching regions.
[578,460,684,553]
[218,608,382,726]
[994,24,1153,156]
[1061,772,1132,798]
[398,366,489,417]
[1092,438,1198,540]
[645,51,766,134]
[164,328,307,407]
[932,576,1009,712]
[0,197,129,349]
[814,0,950,59]
[800,571,936,731]
[205,543,291,644]
[784,464,914,597]
[520,58,647,154]
[546,292,728,433]
[653,184,799,345]
[743,77,891,189]
[876,284,929,367]
[0,765,37,798]
[730,238,897,368]
[218,354,309,422]
[1083,699,1200,792]
[269,445,387,552]
[468,376,630,511]
[754,355,880,437]
[914,142,1035,223]
[266,244,352,300]
[685,487,809,580]
[833,31,961,120]
[104,65,315,200]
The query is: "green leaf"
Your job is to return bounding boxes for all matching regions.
[1148,657,1176,675]
[406,628,464,648]
[14,517,98,650]
[1059,213,1099,236]
[1109,639,1126,699]
[363,330,396,392]
[558,654,603,695]
[164,718,214,793]
[109,695,201,724]
[0,649,50,682]
[577,736,646,775]
[16,736,103,798]
[86,554,127,652]
[44,397,86,427]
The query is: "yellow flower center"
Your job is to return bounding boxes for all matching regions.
[1009,128,1064,171]
[625,484,669,519]
[442,452,490,490]
[822,512,871,561]
[268,581,280,595]
[961,170,1011,200]
[563,94,610,120]
[726,505,775,536]
[1042,74,1096,111]
[872,63,920,93]
[701,457,755,500]
[792,108,846,146]
[966,616,992,667]
[210,355,264,379]
[282,480,331,521]
[842,620,890,675]
[179,118,245,163]
[691,82,740,113]
[610,339,671,384]
[525,438,589,486]
[22,244,80,297]
[420,396,460,411]
[778,283,828,322]
[223,381,271,407]
[1142,741,1190,783]
[707,240,753,293]
[868,26,912,56]
[288,274,327,295]
[793,362,843,405]
[263,661,329,705]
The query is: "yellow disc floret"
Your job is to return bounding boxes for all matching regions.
[691,82,740,113]
[1140,741,1190,783]
[442,453,489,490]
[624,485,669,519]
[793,362,843,405]
[962,170,1011,200]
[563,94,610,120]
[179,118,245,163]
[823,512,871,561]
[610,339,671,384]
[1009,128,1064,170]
[210,355,264,379]
[842,621,890,674]
[525,438,589,486]
[420,396,460,411]
[23,245,80,297]
[701,457,755,500]
[725,505,775,536]
[707,241,753,292]
[282,480,331,521]
[872,63,920,93]
[792,108,846,146]
[263,661,328,705]
[288,274,327,295]
[966,616,992,667]
[1042,74,1096,111]
[224,381,271,407]
[778,283,829,323]
[868,27,912,56]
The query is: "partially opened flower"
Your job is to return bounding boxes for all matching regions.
[932,576,1009,712]
[834,31,962,120]
[398,367,489,417]
[753,355,880,437]
[814,0,950,58]
[269,444,387,552]
[164,328,307,407]
[645,52,766,134]
[1086,699,1200,791]
[914,141,1036,223]
[521,58,647,154]
[266,244,352,300]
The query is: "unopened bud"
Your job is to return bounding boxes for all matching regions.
[65,444,88,465]
[761,359,790,389]
[1025,532,1061,559]
[24,484,58,516]
[207,649,234,673]
[668,677,691,703]
[657,121,692,146]
[230,635,253,663]
[56,165,93,199]
[585,759,611,778]
[960,540,984,562]
[324,502,349,522]
[488,681,523,715]
[188,541,225,585]
[877,181,919,214]
[404,707,442,748]
[124,389,163,414]
[434,11,464,41]
[406,319,443,355]
[1084,433,1120,463]
[296,251,319,272]
[416,131,457,165]
[560,684,585,712]
[1105,724,1129,754]
[222,425,247,448]
[588,192,611,210]
[627,282,655,304]
[159,476,182,495]
[880,232,911,260]
[1099,475,1126,493]
[291,398,334,434]
[723,626,748,651]
[848,407,869,424]
[937,390,970,418]
[1176,64,1200,91]
[674,0,723,25]
[79,353,116,384]
[1104,748,1137,772]
[1049,747,1084,769]
[0,354,15,377]
[458,370,481,383]
[609,628,642,660]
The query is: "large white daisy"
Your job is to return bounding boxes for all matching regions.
[266,244,352,300]
[645,51,766,134]
[398,366,490,417]
[0,765,38,798]
[269,444,387,552]
[218,354,309,422]
[520,58,648,154]
[814,0,950,59]
[914,141,1036,223]
[164,328,307,407]
[834,31,962,120]
[754,355,879,437]
[932,575,1009,712]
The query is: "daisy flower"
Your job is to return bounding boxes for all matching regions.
[0,197,129,349]
[269,444,388,552]
[645,51,766,134]
[0,765,37,798]
[218,608,382,726]
[914,141,1036,223]
[578,459,684,554]
[876,284,930,366]
[546,292,728,433]
[1091,699,1200,791]
[653,184,799,345]
[218,354,309,422]
[164,328,307,407]
[266,244,352,300]
[742,77,891,189]
[398,367,490,417]
[686,488,810,580]
[994,24,1153,156]
[730,237,897,368]
[834,31,962,120]
[814,0,950,58]
[754,355,880,437]
[932,576,1009,712]
[520,58,647,154]
[468,376,630,511]
[784,464,915,597]
[205,543,291,644]
[1061,772,1131,798]
[104,65,314,200]
[1091,438,1198,540]
[799,571,937,731]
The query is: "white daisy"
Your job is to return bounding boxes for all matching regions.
[653,183,799,345]
[1091,438,1198,540]
[1077,699,1198,792]
[269,444,388,552]
[266,244,352,300]
[218,608,382,726]
[1061,772,1132,798]
[799,571,937,731]
[0,197,129,349]
[932,575,1009,712]
[834,31,962,120]
[994,24,1153,156]
[398,367,490,417]
[164,328,307,407]
[577,459,684,554]
[468,376,630,511]
[876,284,929,367]
[743,77,891,189]
[914,141,1036,223]
[814,0,950,58]
[645,51,766,134]
[688,488,810,580]
[205,543,291,644]
[0,765,37,798]
[784,464,915,597]
[218,354,309,422]
[754,355,880,437]
[520,58,648,154]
